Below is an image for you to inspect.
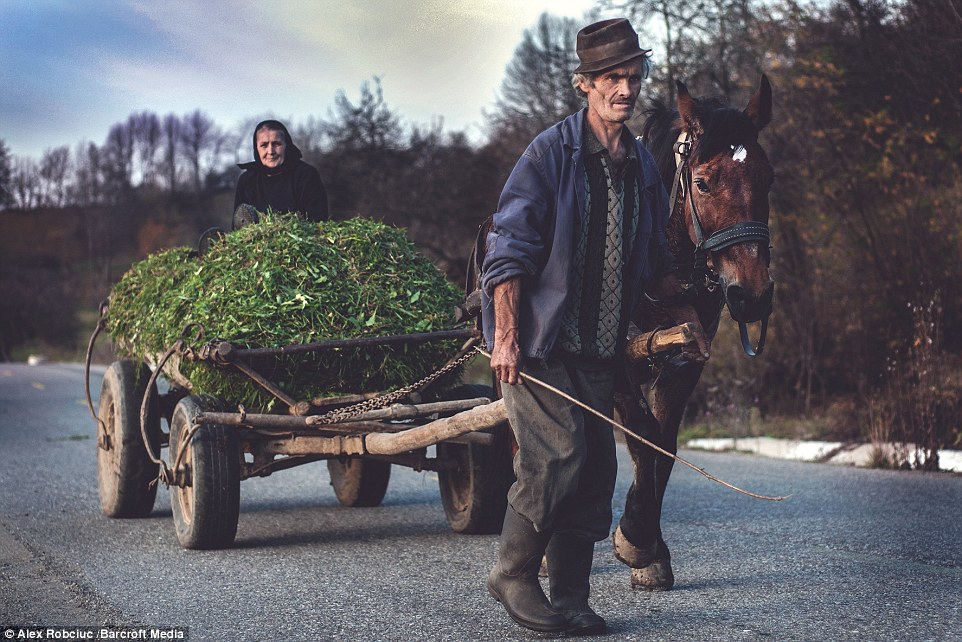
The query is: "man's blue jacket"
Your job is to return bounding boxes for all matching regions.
[480,108,675,359]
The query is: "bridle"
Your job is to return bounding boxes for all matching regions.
[669,133,772,357]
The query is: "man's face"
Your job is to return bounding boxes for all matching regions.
[580,59,645,126]
[256,129,287,169]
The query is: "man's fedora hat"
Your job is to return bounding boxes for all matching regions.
[574,18,650,74]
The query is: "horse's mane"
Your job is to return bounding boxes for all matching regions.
[640,100,682,192]
[641,96,760,192]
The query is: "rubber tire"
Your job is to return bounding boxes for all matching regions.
[437,384,515,534]
[169,395,240,550]
[97,360,161,518]
[327,458,391,507]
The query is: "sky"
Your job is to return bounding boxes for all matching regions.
[0,0,619,160]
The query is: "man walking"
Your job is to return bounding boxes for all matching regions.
[481,18,708,635]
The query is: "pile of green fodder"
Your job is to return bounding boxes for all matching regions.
[106,214,466,411]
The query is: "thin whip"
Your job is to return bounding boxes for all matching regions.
[477,348,788,502]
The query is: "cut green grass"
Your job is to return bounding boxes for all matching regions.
[105,214,465,410]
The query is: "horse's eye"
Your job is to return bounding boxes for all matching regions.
[694,178,710,194]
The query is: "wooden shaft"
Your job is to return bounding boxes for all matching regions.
[364,399,507,455]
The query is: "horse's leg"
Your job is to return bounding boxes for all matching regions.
[613,396,665,573]
[614,360,704,590]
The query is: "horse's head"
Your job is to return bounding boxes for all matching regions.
[675,76,775,343]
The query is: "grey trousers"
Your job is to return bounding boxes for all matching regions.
[502,355,617,542]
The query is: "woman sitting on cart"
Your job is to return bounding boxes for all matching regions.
[233,119,329,226]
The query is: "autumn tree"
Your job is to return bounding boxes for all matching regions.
[748,0,962,456]
[602,0,775,104]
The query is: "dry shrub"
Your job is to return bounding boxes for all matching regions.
[866,292,962,470]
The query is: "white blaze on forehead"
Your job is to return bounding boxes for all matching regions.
[731,145,748,163]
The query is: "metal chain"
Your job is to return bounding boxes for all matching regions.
[312,344,479,425]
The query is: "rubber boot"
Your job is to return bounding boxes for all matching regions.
[546,533,606,635]
[487,508,568,633]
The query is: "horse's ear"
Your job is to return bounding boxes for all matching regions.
[676,79,701,135]
[744,74,772,132]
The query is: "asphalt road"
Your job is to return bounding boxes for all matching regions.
[1,362,960,641]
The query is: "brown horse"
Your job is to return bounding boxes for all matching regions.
[612,76,775,590]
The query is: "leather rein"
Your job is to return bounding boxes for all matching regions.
[669,133,771,357]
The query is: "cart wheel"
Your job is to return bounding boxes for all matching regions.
[169,395,240,550]
[327,458,391,507]
[437,384,515,534]
[97,360,161,518]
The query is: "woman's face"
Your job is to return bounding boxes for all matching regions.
[256,128,286,169]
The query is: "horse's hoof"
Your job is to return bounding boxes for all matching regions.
[630,560,675,591]
[612,526,658,568]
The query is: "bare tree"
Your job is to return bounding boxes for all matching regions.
[291,115,326,161]
[161,113,182,194]
[11,157,40,209]
[603,0,768,102]
[179,109,222,193]
[71,142,104,207]
[38,146,71,207]
[0,140,12,209]
[102,122,135,202]
[487,13,583,147]
[129,111,162,186]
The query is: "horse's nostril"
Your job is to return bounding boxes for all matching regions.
[724,282,773,323]
[726,284,747,307]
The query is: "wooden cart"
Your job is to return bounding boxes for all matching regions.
[87,321,520,550]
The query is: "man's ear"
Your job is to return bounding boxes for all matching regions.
[581,71,600,94]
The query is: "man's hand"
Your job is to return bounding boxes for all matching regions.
[491,279,523,384]
[491,332,522,384]
[680,321,711,363]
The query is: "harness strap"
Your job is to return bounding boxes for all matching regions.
[671,134,771,258]
[702,221,770,253]
[668,136,692,226]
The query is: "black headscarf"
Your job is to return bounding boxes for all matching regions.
[237,119,303,171]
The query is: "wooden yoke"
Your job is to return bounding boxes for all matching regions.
[624,322,699,362]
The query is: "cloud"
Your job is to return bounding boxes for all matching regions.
[118,0,545,129]
[2,0,604,157]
